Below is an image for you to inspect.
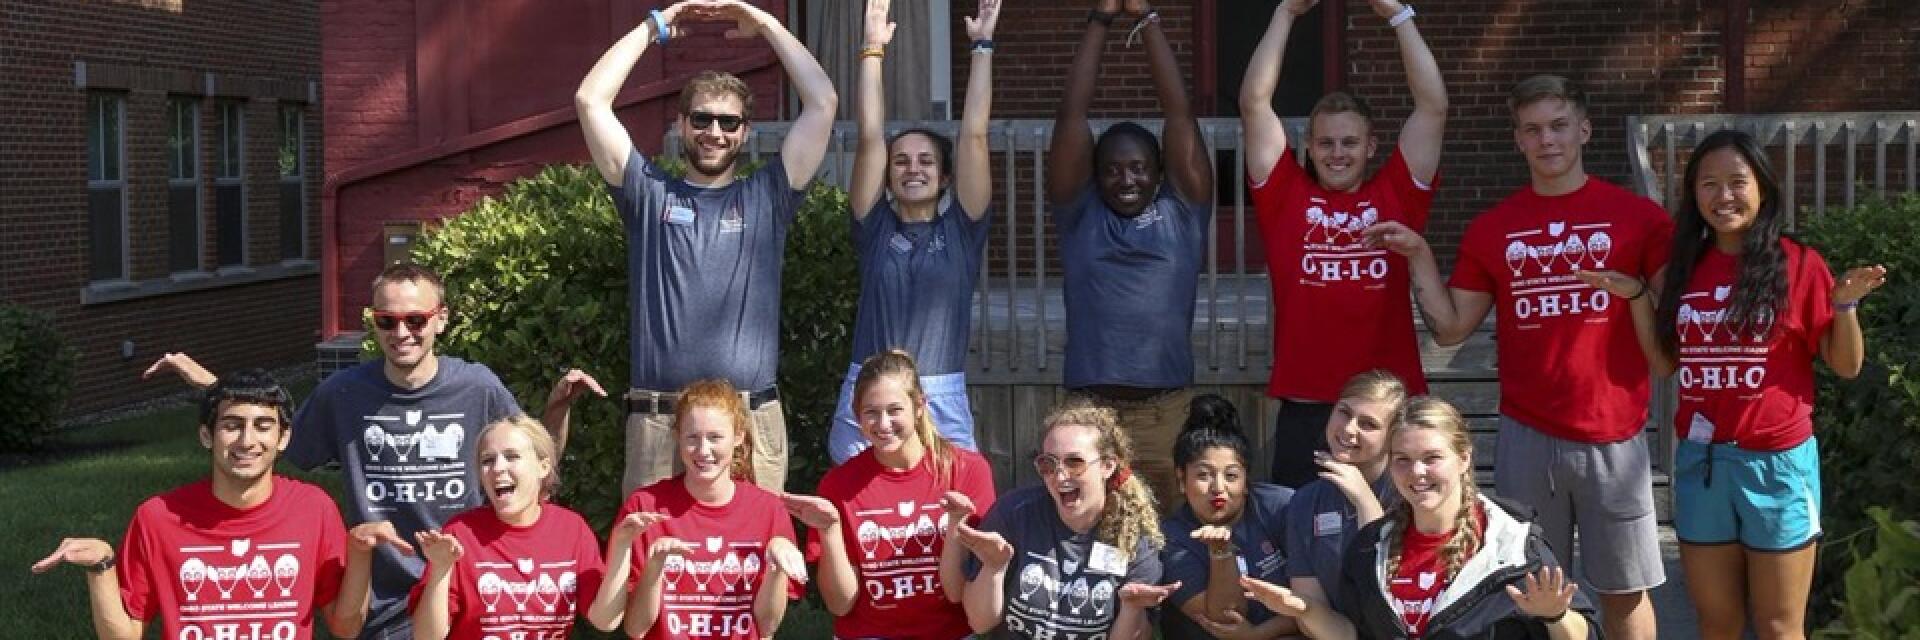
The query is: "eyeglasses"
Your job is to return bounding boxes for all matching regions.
[369,306,442,332]
[688,111,747,133]
[1034,453,1101,478]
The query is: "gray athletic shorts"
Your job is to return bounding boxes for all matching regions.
[1494,415,1666,593]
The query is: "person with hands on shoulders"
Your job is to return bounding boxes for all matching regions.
[951,402,1173,640]
[32,370,411,640]
[828,0,1002,465]
[575,0,838,493]
[1241,0,1447,490]
[1574,129,1886,640]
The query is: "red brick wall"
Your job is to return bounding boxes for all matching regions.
[1745,0,1919,112]
[0,0,321,413]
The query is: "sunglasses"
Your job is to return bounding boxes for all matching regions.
[369,306,443,332]
[1034,453,1101,478]
[688,111,747,133]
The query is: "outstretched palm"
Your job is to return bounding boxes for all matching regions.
[864,0,895,48]
[965,0,1001,41]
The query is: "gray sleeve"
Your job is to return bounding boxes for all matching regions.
[285,383,336,471]
[610,148,662,226]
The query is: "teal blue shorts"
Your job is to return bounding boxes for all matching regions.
[1673,436,1822,551]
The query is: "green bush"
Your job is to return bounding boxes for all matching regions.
[1815,508,1920,639]
[0,304,78,452]
[1797,193,1920,628]
[401,160,854,528]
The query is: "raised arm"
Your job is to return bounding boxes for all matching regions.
[1046,0,1121,207]
[409,530,464,640]
[1372,0,1446,183]
[143,352,217,390]
[323,522,410,639]
[695,0,838,189]
[1241,0,1316,185]
[1821,265,1887,379]
[1129,0,1211,202]
[624,537,691,638]
[587,512,665,631]
[849,0,897,219]
[30,538,144,640]
[575,3,686,185]
[752,536,804,633]
[540,369,607,457]
[782,493,858,615]
[952,522,1013,633]
[955,0,1001,219]
[1364,222,1494,345]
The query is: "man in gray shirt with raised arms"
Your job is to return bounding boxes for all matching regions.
[574,0,837,493]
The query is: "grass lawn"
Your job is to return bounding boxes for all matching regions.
[0,382,835,638]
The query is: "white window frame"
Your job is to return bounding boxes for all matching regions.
[87,93,129,283]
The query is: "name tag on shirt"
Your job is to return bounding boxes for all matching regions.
[1088,541,1126,576]
[889,232,915,253]
[665,205,696,226]
[1688,412,1716,444]
[1315,512,1343,537]
[1236,555,1248,575]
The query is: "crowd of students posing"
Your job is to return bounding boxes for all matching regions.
[35,0,1888,638]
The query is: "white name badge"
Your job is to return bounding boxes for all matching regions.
[1688,412,1716,444]
[1235,555,1248,575]
[1088,541,1126,576]
[1314,512,1343,537]
[665,205,696,226]
[889,232,915,253]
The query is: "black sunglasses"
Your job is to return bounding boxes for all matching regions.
[688,111,747,133]
[370,306,442,332]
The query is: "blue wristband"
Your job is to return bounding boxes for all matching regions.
[971,38,994,51]
[651,9,670,45]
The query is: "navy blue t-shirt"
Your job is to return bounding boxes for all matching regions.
[1058,183,1210,389]
[1282,475,1398,610]
[966,486,1164,640]
[850,194,990,374]
[286,357,521,634]
[608,150,803,392]
[1159,483,1294,639]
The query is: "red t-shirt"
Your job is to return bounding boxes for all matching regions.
[616,478,801,640]
[1673,240,1835,451]
[1452,178,1675,443]
[806,448,998,640]
[1254,149,1435,401]
[117,478,348,640]
[1388,507,1483,639]
[406,505,606,639]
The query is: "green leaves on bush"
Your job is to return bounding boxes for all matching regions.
[405,160,855,528]
[1797,193,1920,629]
[1817,508,1920,639]
[0,303,78,452]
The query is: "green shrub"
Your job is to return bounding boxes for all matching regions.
[0,304,78,452]
[401,161,854,528]
[1797,193,1920,627]
[1815,508,1920,639]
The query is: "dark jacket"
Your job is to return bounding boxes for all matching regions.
[1337,494,1600,640]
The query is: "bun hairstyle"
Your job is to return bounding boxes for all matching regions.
[674,379,756,481]
[1173,393,1251,470]
[851,348,961,487]
[1042,402,1166,560]
[1383,396,1483,583]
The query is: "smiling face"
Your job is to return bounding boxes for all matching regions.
[201,400,289,485]
[1512,97,1592,184]
[679,406,742,483]
[1324,397,1395,465]
[1178,446,1247,526]
[478,425,552,523]
[857,374,925,460]
[1095,137,1163,216]
[678,92,749,179]
[887,132,948,207]
[1692,147,1765,245]
[370,280,445,369]
[1038,424,1113,523]
[1389,427,1470,518]
[1307,111,1377,193]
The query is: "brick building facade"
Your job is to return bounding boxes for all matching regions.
[1,0,322,413]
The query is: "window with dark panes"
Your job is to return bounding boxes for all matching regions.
[87,93,127,282]
[278,104,306,261]
[216,101,246,267]
[167,97,202,273]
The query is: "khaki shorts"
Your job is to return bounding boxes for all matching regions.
[1071,387,1192,513]
[623,393,788,495]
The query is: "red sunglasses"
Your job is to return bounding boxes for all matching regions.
[369,306,443,332]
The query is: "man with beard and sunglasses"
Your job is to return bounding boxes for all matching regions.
[574,0,837,494]
[138,264,604,639]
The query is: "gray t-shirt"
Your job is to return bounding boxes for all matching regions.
[286,357,520,634]
[966,485,1164,640]
[609,149,802,391]
[1159,483,1293,639]
[1282,474,1398,610]
[850,194,990,374]
[1058,184,1210,389]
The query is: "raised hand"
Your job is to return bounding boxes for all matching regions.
[1570,269,1645,300]
[1281,0,1320,17]
[416,530,464,567]
[964,0,1001,41]
[1122,0,1151,17]
[1315,450,1370,499]
[1189,525,1233,551]
[648,536,695,563]
[612,511,670,544]
[681,0,768,41]
[546,369,607,412]
[1366,0,1408,20]
[1833,265,1889,306]
[765,537,808,584]
[348,521,414,555]
[1505,566,1578,620]
[1094,0,1120,15]
[30,538,113,574]
[863,0,896,48]
[143,352,215,389]
[1361,221,1431,257]
[1239,576,1311,617]
[1117,581,1181,608]
[779,492,841,530]
[951,523,1012,568]
[939,490,977,536]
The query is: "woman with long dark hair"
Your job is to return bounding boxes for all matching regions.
[1577,129,1886,639]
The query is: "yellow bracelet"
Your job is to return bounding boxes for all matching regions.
[860,46,885,59]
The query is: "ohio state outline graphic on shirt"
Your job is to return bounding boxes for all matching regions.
[848,500,950,606]
[1499,221,1620,326]
[656,536,771,639]
[358,409,469,512]
[168,539,319,638]
[466,557,584,632]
